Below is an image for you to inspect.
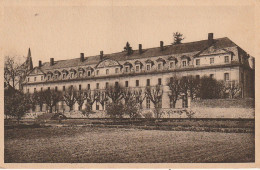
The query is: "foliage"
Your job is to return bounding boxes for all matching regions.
[167,76,181,108]
[133,89,146,109]
[145,85,163,118]
[172,32,185,45]
[124,42,133,55]
[224,80,242,99]
[106,101,125,118]
[105,84,124,103]
[85,89,99,110]
[123,96,140,119]
[42,89,62,113]
[143,112,153,119]
[32,91,45,112]
[81,102,95,118]
[4,56,20,88]
[4,89,31,123]
[199,76,225,99]
[63,86,77,111]
[75,90,87,111]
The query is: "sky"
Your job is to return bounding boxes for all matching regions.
[2,2,256,66]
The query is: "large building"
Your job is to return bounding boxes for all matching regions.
[23,33,255,114]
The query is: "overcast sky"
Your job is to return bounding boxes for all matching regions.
[3,2,256,66]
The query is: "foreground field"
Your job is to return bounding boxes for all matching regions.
[5,127,254,163]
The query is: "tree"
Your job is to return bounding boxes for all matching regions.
[106,101,125,119]
[32,91,45,112]
[96,91,108,110]
[200,76,225,99]
[133,89,146,109]
[42,89,62,113]
[75,90,87,111]
[85,89,99,111]
[167,76,181,108]
[4,89,31,124]
[172,32,184,45]
[145,85,163,118]
[124,42,133,55]
[4,56,19,88]
[225,80,242,99]
[105,85,124,103]
[122,88,134,105]
[63,86,77,111]
[123,97,140,119]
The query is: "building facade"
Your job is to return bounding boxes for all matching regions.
[23,33,255,114]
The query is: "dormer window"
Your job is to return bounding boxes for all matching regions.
[210,58,214,64]
[48,75,51,80]
[125,66,129,73]
[115,68,119,74]
[195,59,200,66]
[87,70,91,76]
[146,64,151,71]
[158,63,162,70]
[182,60,187,67]
[78,72,82,77]
[63,74,66,79]
[41,76,44,80]
[96,70,99,75]
[106,69,109,75]
[136,65,140,72]
[70,72,74,78]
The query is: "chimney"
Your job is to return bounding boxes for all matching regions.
[39,60,42,67]
[160,41,164,51]
[208,33,214,45]
[100,51,103,60]
[139,44,142,54]
[80,53,84,62]
[50,58,54,66]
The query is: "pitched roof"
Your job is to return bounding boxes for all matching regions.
[39,37,237,71]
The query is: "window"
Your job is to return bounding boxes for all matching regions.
[96,70,99,75]
[182,60,187,67]
[125,81,128,87]
[158,63,162,70]
[210,58,214,64]
[27,89,29,93]
[105,82,109,89]
[79,85,81,91]
[115,68,119,73]
[196,59,200,66]
[87,84,90,90]
[136,80,139,87]
[70,73,74,78]
[63,86,66,91]
[115,82,119,87]
[106,69,109,75]
[210,74,214,78]
[41,76,44,80]
[41,87,43,91]
[146,79,150,86]
[55,74,58,79]
[48,87,50,91]
[146,98,150,109]
[88,71,91,76]
[96,103,99,111]
[27,77,30,82]
[96,83,99,89]
[224,56,229,63]
[136,65,140,72]
[146,64,151,71]
[158,78,162,85]
[170,77,174,83]
[224,73,230,81]
[170,62,174,68]
[34,77,37,81]
[55,86,58,91]
[63,74,66,79]
[79,72,82,77]
[196,75,200,80]
[34,88,36,92]
[125,66,129,73]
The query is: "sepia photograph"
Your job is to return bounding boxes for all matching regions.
[2,0,258,168]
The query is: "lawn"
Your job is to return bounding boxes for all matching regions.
[5,127,254,163]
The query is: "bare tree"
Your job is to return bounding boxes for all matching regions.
[63,86,77,111]
[105,85,124,103]
[167,76,181,108]
[4,56,19,88]
[75,90,87,111]
[172,32,185,45]
[145,85,163,118]
[133,88,146,109]
[85,89,99,110]
[43,89,62,113]
[32,91,45,112]
[96,91,108,110]
[225,80,242,99]
[122,88,134,105]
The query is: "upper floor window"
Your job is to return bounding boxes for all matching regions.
[136,65,140,72]
[182,60,187,67]
[210,74,214,78]
[78,72,83,77]
[210,58,214,64]
[28,77,30,82]
[169,62,174,68]
[41,87,43,91]
[115,68,119,74]
[34,88,36,92]
[158,63,162,70]
[48,75,51,80]
[70,73,74,78]
[105,82,109,89]
[196,75,200,80]
[79,84,81,91]
[158,78,162,85]
[41,76,44,81]
[96,83,99,89]
[27,89,29,93]
[55,74,58,79]
[106,69,109,75]
[146,64,151,71]
[224,73,230,81]
[87,71,91,76]
[87,84,90,90]
[125,81,128,87]
[34,77,37,81]
[115,81,119,87]
[146,79,150,86]
[96,70,99,76]
[63,86,66,91]
[125,66,129,73]
[55,86,58,91]
[62,74,66,79]
[196,59,200,66]
[136,80,139,87]
[224,56,229,63]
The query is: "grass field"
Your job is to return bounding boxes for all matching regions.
[4,127,254,163]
